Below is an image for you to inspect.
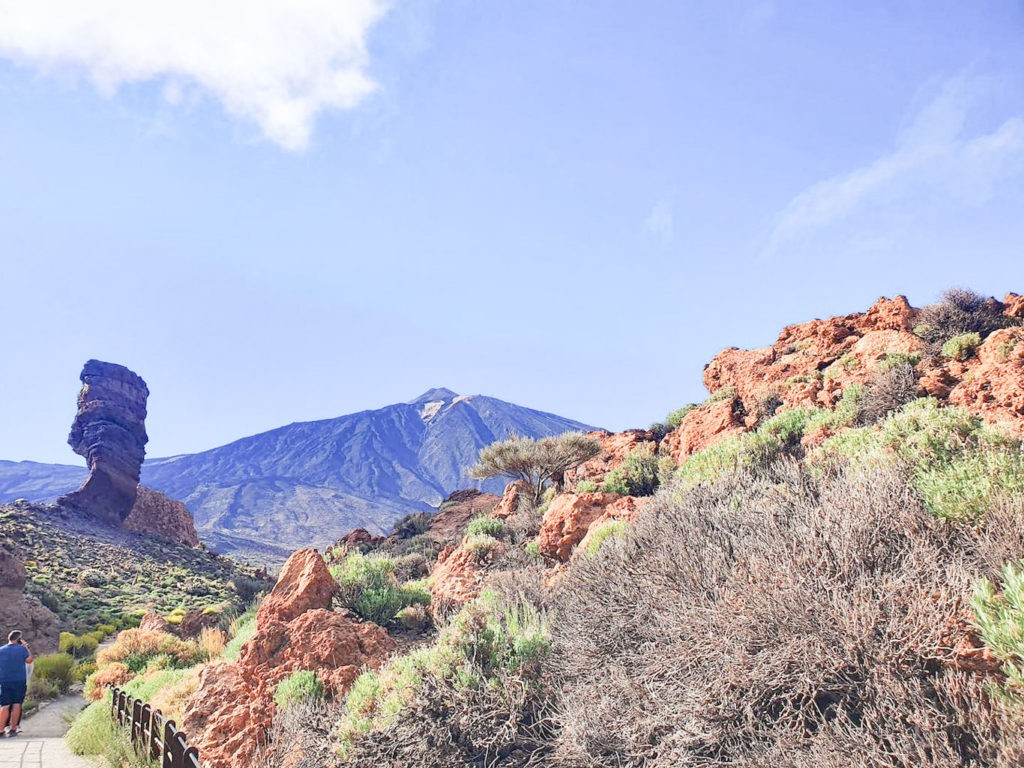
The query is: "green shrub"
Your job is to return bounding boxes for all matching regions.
[574,480,599,493]
[524,541,541,559]
[602,443,659,496]
[877,351,921,371]
[73,661,98,683]
[972,560,1024,702]
[463,533,502,563]
[819,398,1024,519]
[470,432,602,504]
[665,404,697,430]
[59,631,81,655]
[274,670,325,710]
[332,553,429,625]
[223,612,257,661]
[338,590,550,753]
[585,521,628,557]
[33,652,75,693]
[941,332,982,361]
[465,516,504,538]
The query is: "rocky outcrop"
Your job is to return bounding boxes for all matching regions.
[58,360,149,525]
[183,549,393,768]
[430,543,485,607]
[492,481,531,520]
[565,430,659,487]
[124,485,200,546]
[0,548,59,653]
[576,495,649,556]
[538,492,633,561]
[428,489,500,542]
[256,548,338,630]
[663,398,747,463]
[945,326,1024,435]
[138,611,172,633]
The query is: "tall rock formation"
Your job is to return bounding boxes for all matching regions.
[58,360,149,525]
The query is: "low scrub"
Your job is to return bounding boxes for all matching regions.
[602,443,659,496]
[95,628,203,673]
[274,670,325,711]
[549,462,1024,766]
[331,552,430,625]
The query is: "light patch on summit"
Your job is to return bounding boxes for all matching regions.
[420,401,444,422]
[452,395,474,405]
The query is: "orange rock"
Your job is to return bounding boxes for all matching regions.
[575,496,649,556]
[947,327,1024,436]
[138,611,171,633]
[939,616,1002,674]
[256,548,337,630]
[1004,293,1024,318]
[565,430,659,488]
[182,662,270,768]
[239,609,395,696]
[124,485,200,546]
[430,543,484,606]
[492,480,531,520]
[538,492,626,561]
[663,399,745,463]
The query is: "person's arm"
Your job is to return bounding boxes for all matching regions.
[22,644,33,665]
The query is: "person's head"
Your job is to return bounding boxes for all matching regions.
[7,630,22,645]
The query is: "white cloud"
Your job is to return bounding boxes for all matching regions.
[763,79,1024,258]
[0,0,391,150]
[643,199,674,244]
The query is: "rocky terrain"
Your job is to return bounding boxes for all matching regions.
[0,387,596,562]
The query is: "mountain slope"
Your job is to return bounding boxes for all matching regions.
[1,389,597,560]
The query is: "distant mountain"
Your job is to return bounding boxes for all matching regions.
[0,389,597,560]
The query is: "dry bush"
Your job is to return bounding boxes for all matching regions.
[548,461,1024,768]
[855,361,920,425]
[915,288,1012,347]
[341,672,557,768]
[258,699,345,768]
[95,628,202,670]
[198,627,227,659]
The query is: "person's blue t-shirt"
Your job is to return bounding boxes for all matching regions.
[0,643,29,682]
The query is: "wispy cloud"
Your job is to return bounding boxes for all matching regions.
[643,199,675,245]
[763,79,1024,258]
[0,0,391,151]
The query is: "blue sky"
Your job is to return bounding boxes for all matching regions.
[2,0,1024,464]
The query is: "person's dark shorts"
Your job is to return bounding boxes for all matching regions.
[0,682,27,707]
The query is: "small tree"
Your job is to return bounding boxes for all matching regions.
[470,433,602,503]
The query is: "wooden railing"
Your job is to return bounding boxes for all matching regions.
[110,686,202,768]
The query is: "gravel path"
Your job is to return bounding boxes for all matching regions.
[0,694,96,767]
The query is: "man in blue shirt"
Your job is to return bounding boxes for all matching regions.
[0,630,34,738]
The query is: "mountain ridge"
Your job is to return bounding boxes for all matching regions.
[0,388,598,561]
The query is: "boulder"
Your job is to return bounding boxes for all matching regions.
[138,611,172,633]
[239,608,395,695]
[58,360,149,525]
[538,492,626,561]
[491,480,531,520]
[663,398,746,463]
[256,549,338,630]
[947,327,1024,435]
[0,548,59,653]
[430,543,484,607]
[124,485,200,546]
[178,609,221,639]
[182,662,271,768]
[427,489,500,542]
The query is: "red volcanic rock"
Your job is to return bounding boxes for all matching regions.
[1004,293,1024,319]
[123,485,200,546]
[182,662,271,768]
[663,398,746,463]
[940,616,1002,674]
[492,480,531,520]
[178,609,221,639]
[0,548,59,653]
[239,608,395,696]
[538,492,626,561]
[428,489,500,542]
[576,496,649,556]
[947,327,1024,435]
[565,430,658,487]
[430,543,484,606]
[338,528,384,549]
[702,297,920,418]
[256,549,337,630]
[138,611,172,633]
[58,360,149,525]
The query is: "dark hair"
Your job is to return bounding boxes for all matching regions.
[7,630,22,644]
